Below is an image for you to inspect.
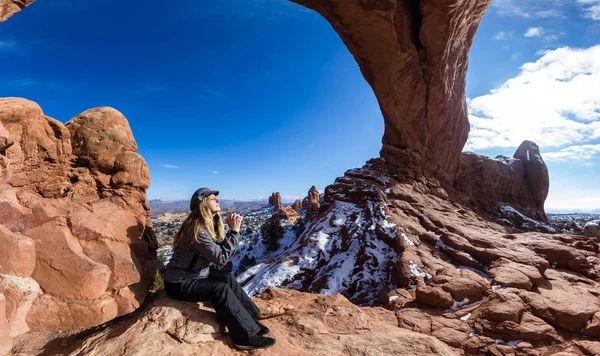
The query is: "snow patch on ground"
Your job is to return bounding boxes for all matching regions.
[460,313,472,321]
[243,260,301,295]
[451,298,471,310]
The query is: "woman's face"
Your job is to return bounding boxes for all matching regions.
[205,194,221,214]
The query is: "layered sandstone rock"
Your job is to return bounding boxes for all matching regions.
[0,0,34,22]
[0,98,156,341]
[12,287,455,356]
[455,141,550,222]
[238,159,600,353]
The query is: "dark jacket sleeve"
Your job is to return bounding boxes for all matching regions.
[187,229,240,266]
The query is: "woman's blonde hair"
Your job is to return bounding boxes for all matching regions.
[173,198,224,246]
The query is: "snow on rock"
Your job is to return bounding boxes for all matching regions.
[450,298,470,310]
[409,261,432,279]
[436,239,479,264]
[583,220,600,238]
[236,179,400,305]
[402,233,415,247]
[499,205,556,233]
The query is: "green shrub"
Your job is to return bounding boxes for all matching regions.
[260,220,284,251]
[150,270,164,292]
[238,255,257,273]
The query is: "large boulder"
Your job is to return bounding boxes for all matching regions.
[25,221,111,300]
[455,141,549,223]
[0,98,156,333]
[584,220,600,239]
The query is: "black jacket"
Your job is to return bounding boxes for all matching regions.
[162,223,240,283]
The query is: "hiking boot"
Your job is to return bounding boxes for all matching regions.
[257,321,270,335]
[233,335,276,350]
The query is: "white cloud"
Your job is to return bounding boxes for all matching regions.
[212,170,219,174]
[493,0,600,20]
[282,195,302,202]
[495,31,507,40]
[0,40,16,49]
[577,0,600,20]
[466,45,600,163]
[543,144,600,162]
[524,27,544,37]
[491,0,565,18]
[162,164,179,169]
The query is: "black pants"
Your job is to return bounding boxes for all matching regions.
[164,270,261,342]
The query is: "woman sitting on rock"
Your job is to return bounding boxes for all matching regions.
[162,187,276,350]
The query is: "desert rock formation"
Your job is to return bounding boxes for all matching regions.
[303,185,320,221]
[0,98,157,350]
[456,140,550,224]
[268,192,282,209]
[292,198,302,213]
[3,0,600,355]
[240,158,600,354]
[271,206,300,225]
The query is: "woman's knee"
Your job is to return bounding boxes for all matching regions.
[211,282,233,303]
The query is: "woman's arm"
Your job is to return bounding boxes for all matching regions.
[188,229,240,265]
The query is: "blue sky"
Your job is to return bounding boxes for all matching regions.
[1,0,599,212]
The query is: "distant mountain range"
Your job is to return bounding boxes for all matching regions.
[148,199,271,217]
[546,209,600,214]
